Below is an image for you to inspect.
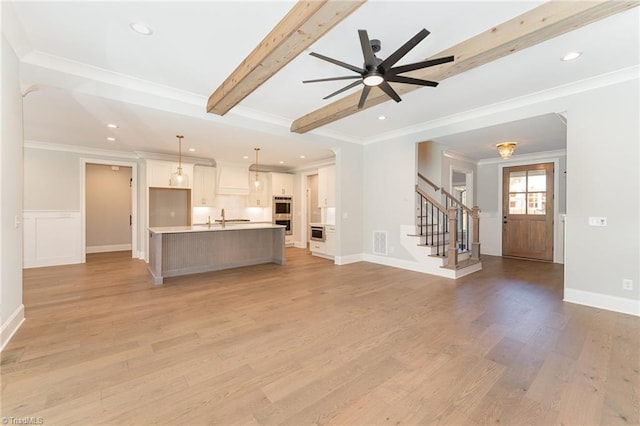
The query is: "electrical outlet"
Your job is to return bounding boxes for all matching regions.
[622,279,633,291]
[588,216,607,226]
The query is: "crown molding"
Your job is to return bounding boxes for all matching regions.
[477,149,567,166]
[133,151,213,165]
[24,140,140,159]
[363,65,640,145]
[442,150,476,165]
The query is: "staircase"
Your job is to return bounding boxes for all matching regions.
[403,174,482,279]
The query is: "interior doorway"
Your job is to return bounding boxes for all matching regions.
[502,162,554,261]
[81,159,138,261]
[85,164,132,255]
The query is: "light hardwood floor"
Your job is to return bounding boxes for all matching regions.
[2,249,638,425]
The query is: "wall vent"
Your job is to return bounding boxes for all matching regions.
[373,231,388,256]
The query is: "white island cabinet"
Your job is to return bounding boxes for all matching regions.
[148,223,286,285]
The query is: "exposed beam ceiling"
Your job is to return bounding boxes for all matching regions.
[207,0,366,116]
[290,0,639,134]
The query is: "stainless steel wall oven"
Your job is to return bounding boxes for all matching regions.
[273,196,292,235]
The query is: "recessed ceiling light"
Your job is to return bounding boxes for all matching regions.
[378,115,386,120]
[561,51,582,61]
[106,137,116,142]
[106,123,118,129]
[279,161,284,164]
[129,22,153,36]
[243,155,249,159]
[300,155,306,159]
[188,148,195,152]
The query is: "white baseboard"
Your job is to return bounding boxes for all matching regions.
[1,304,25,352]
[364,253,457,279]
[86,244,132,254]
[294,241,307,249]
[334,253,364,265]
[564,288,640,317]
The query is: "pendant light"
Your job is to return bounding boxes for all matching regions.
[171,134,189,186]
[253,147,261,189]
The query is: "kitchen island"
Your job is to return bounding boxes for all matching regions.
[148,223,286,284]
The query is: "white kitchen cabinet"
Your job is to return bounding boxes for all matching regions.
[147,159,193,188]
[310,240,326,254]
[248,173,270,207]
[270,172,294,196]
[324,225,336,256]
[317,165,335,207]
[193,165,216,207]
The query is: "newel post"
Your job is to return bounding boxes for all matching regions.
[471,206,481,260]
[447,207,458,268]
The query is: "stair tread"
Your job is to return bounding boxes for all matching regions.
[440,258,481,270]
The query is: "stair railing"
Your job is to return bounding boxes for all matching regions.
[417,173,481,262]
[415,185,451,259]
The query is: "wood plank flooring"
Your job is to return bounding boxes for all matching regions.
[2,249,638,425]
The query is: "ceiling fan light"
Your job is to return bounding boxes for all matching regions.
[363,74,384,86]
[496,142,517,159]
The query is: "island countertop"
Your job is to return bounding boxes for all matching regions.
[147,223,286,284]
[149,223,285,234]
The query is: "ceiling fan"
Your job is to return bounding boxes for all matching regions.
[303,29,454,109]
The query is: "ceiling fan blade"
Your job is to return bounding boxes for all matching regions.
[357,85,372,109]
[385,75,439,87]
[379,28,430,72]
[303,75,362,84]
[378,81,402,103]
[309,52,364,74]
[323,80,363,100]
[389,55,455,75]
[358,29,376,69]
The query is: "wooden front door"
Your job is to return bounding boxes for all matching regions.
[502,163,554,261]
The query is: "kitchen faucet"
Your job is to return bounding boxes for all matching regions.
[221,208,225,227]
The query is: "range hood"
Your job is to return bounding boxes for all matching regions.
[216,163,250,195]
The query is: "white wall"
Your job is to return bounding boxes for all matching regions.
[23,146,146,258]
[335,142,364,263]
[1,34,25,350]
[363,139,416,262]
[564,79,639,315]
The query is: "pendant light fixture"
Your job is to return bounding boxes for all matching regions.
[496,141,517,159]
[171,134,189,186]
[253,147,261,189]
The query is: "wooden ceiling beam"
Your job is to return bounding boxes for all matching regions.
[290,0,639,134]
[207,0,366,116]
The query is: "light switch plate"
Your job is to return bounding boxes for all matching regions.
[588,216,607,226]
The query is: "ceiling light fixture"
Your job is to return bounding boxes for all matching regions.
[300,155,306,159]
[254,147,261,190]
[279,161,284,164]
[378,115,386,120]
[561,51,582,61]
[363,73,384,87]
[106,137,116,141]
[106,123,118,129]
[171,135,189,186]
[188,148,195,152]
[130,22,153,36]
[496,142,517,159]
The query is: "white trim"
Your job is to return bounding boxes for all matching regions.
[478,149,567,166]
[335,253,364,265]
[564,288,640,317]
[1,304,25,352]
[363,253,457,279]
[25,140,139,159]
[443,150,476,165]
[81,158,138,262]
[86,244,132,254]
